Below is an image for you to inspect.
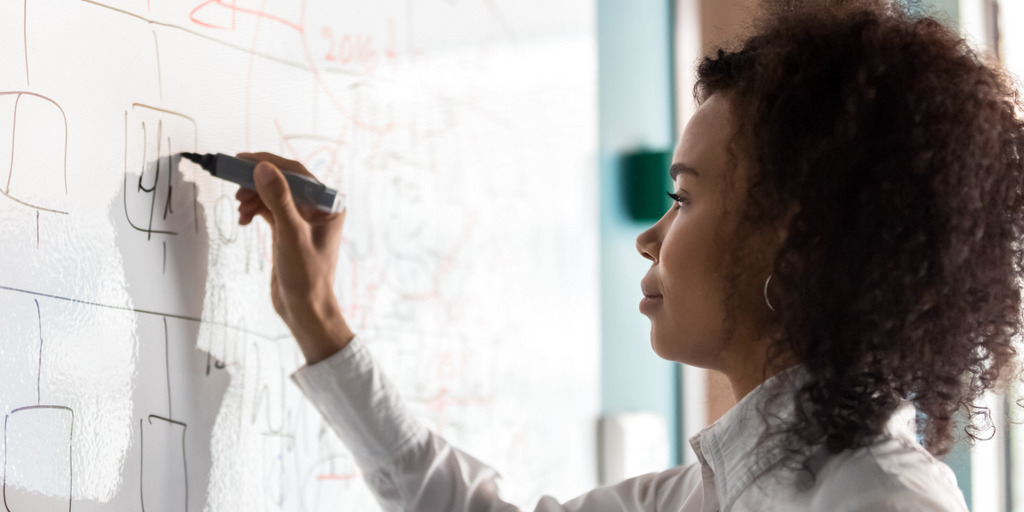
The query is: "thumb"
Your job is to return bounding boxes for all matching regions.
[253,162,304,235]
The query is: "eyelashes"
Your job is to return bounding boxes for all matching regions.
[666,191,690,207]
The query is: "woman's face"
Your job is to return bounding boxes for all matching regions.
[636,93,771,372]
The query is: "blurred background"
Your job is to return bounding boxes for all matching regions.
[600,1,1022,510]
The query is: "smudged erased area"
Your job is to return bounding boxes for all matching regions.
[0,196,137,503]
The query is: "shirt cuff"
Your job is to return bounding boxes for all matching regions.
[290,336,429,471]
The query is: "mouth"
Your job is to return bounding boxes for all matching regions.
[639,280,662,314]
[640,279,662,299]
[639,295,663,314]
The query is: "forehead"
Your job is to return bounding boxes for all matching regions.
[673,93,737,179]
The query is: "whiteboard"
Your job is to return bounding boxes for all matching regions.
[0,0,600,510]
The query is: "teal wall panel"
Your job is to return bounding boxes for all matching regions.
[597,0,681,465]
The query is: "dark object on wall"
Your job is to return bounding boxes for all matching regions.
[622,149,673,222]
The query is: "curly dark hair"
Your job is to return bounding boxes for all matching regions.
[695,0,1024,473]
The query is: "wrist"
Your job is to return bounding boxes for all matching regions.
[283,290,355,365]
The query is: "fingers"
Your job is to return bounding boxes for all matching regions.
[234,153,326,231]
[237,187,264,225]
[252,161,307,239]
[236,152,317,179]
[238,196,270,226]
[236,187,259,202]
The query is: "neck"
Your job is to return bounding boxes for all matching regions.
[722,337,797,402]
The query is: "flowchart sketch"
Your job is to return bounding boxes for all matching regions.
[115,103,209,319]
[0,0,600,511]
[135,317,190,512]
[123,104,198,239]
[93,314,231,512]
[0,92,68,214]
[1,299,73,512]
[0,287,137,506]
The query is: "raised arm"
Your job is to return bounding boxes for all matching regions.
[234,153,684,512]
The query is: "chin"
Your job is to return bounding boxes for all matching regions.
[649,333,684,363]
[650,331,718,368]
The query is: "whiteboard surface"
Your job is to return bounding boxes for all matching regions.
[0,0,599,510]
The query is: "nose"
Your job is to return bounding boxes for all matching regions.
[636,224,659,263]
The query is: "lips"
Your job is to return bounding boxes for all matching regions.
[640,280,662,298]
[639,279,663,314]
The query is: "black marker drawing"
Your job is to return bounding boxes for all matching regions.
[138,317,188,512]
[139,415,187,512]
[202,285,238,377]
[0,283,282,340]
[0,281,287,512]
[123,104,199,241]
[2,300,74,512]
[204,321,237,377]
[245,341,288,435]
[0,92,69,216]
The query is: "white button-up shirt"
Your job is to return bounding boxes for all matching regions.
[292,337,969,511]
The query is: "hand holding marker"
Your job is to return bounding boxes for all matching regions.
[221,151,355,364]
[182,152,346,213]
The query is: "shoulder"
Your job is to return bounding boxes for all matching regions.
[811,435,968,512]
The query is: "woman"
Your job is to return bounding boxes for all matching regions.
[235,0,1024,510]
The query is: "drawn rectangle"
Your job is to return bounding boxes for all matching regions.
[3,405,73,512]
[123,103,197,238]
[140,415,188,512]
[0,92,68,214]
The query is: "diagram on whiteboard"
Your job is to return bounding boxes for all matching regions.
[0,0,599,511]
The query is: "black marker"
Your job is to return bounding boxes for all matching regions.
[181,152,345,213]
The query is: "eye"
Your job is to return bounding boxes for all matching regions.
[667,191,690,208]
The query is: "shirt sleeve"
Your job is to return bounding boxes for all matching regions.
[290,336,696,512]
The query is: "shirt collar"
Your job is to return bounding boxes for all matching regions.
[687,366,917,511]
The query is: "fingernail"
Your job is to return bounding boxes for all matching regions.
[255,163,275,185]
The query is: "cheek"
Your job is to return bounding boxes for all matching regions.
[653,227,732,362]
[659,225,724,303]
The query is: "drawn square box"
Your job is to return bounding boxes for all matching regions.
[123,104,197,238]
[140,415,188,512]
[0,92,68,213]
[3,405,73,512]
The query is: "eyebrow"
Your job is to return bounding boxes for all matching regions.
[669,163,700,180]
